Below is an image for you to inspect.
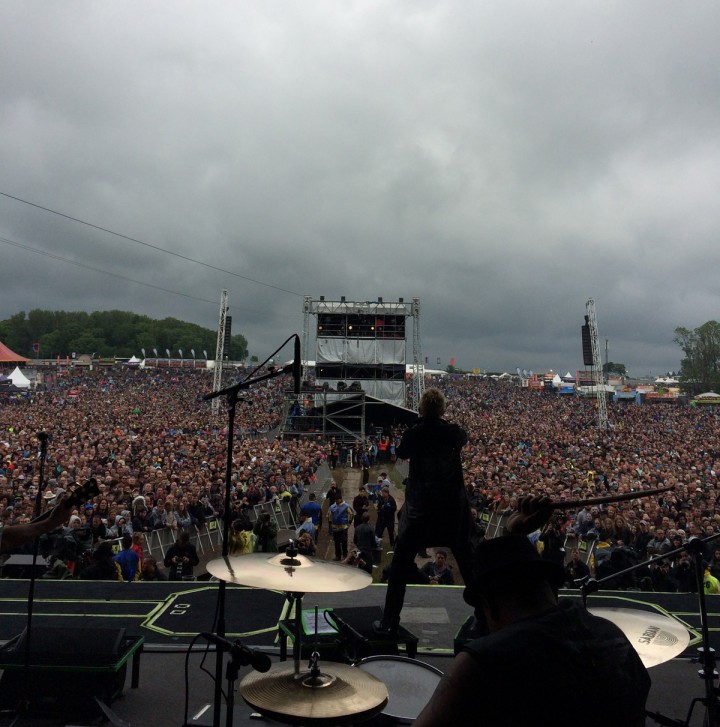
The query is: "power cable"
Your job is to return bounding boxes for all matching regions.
[0,191,303,297]
[0,235,219,306]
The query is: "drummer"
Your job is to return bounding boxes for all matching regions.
[413,496,650,727]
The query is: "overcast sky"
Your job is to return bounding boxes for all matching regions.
[2,2,719,376]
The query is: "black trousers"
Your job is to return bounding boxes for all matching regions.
[381,520,475,628]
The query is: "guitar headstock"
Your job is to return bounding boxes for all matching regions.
[63,478,100,509]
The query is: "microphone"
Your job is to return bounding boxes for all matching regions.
[200,632,272,673]
[292,335,301,396]
[326,611,369,646]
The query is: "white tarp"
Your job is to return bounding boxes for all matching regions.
[316,338,406,364]
[8,366,30,388]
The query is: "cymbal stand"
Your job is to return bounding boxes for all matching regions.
[580,532,720,727]
[202,340,297,727]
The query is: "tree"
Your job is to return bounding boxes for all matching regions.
[674,321,720,394]
[602,362,627,376]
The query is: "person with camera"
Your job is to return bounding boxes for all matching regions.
[253,512,278,553]
[163,530,200,580]
[420,550,454,585]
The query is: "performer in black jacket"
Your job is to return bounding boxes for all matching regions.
[374,388,475,635]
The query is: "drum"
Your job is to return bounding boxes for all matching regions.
[355,655,443,724]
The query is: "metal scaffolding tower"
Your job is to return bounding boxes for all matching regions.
[211,289,229,415]
[586,298,608,430]
[410,297,425,410]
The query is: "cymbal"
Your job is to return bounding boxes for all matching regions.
[239,662,388,725]
[589,607,690,668]
[207,553,372,592]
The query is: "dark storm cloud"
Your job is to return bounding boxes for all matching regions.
[1,1,719,375]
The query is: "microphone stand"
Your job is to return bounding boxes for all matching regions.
[202,337,298,727]
[580,532,720,727]
[13,432,50,723]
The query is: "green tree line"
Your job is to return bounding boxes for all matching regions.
[0,310,248,361]
[675,320,720,394]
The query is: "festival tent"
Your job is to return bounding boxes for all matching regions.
[8,366,30,388]
[0,341,29,363]
[693,392,720,405]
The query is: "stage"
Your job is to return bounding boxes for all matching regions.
[0,578,716,725]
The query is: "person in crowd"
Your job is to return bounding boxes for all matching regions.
[300,492,322,542]
[420,550,454,585]
[374,388,475,636]
[114,534,141,581]
[374,486,397,548]
[352,485,370,528]
[140,555,167,581]
[329,492,354,561]
[564,547,590,587]
[175,499,194,530]
[646,527,672,557]
[413,496,651,727]
[353,511,377,572]
[295,511,315,540]
[253,512,278,553]
[296,531,316,556]
[79,541,122,581]
[163,530,200,580]
[228,517,255,555]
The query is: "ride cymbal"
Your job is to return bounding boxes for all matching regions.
[239,662,388,725]
[207,553,372,592]
[589,607,690,667]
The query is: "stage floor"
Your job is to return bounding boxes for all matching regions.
[0,579,717,726]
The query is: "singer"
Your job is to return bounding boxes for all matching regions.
[374,388,477,636]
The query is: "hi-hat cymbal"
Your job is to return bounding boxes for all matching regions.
[239,662,388,725]
[207,553,372,592]
[589,607,690,668]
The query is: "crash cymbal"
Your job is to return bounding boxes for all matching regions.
[207,553,372,592]
[239,662,388,725]
[589,607,690,668]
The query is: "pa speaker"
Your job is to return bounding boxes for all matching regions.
[581,324,594,367]
[0,626,129,717]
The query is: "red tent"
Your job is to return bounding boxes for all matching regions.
[0,341,29,363]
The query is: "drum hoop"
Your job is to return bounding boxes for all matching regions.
[355,654,444,677]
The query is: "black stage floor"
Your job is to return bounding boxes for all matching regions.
[0,579,717,726]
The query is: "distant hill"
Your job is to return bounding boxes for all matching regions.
[0,309,247,361]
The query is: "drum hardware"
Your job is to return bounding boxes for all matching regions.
[200,341,304,727]
[239,661,388,725]
[582,531,720,727]
[354,655,443,724]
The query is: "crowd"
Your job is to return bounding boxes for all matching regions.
[0,367,326,578]
[1,368,720,592]
[440,378,720,591]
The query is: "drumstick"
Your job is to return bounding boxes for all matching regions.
[551,484,674,509]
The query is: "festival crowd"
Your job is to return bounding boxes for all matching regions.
[1,368,720,590]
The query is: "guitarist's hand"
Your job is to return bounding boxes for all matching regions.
[45,493,72,530]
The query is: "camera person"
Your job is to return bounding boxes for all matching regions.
[253,512,278,552]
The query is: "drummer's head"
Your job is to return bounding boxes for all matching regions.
[464,536,564,632]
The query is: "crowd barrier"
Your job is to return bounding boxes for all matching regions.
[136,499,302,564]
[477,507,597,566]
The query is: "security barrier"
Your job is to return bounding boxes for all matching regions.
[141,517,224,563]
